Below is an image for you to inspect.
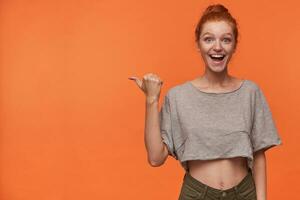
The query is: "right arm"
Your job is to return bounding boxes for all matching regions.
[144,96,169,167]
[129,73,169,167]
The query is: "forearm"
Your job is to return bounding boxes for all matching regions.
[252,150,267,200]
[144,96,167,166]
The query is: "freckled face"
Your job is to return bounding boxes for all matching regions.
[197,20,236,73]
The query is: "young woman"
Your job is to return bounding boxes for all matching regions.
[129,3,282,200]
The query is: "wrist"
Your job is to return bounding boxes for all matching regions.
[146,96,159,105]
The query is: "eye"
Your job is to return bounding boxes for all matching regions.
[223,38,232,43]
[204,37,213,42]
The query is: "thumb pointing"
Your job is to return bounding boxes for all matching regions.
[128,76,143,90]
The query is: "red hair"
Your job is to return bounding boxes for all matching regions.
[195,4,239,49]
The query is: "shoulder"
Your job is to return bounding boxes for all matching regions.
[244,79,259,89]
[164,81,190,99]
[244,79,262,94]
[244,79,270,106]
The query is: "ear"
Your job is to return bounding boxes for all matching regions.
[196,42,201,52]
[232,45,237,54]
[195,42,199,51]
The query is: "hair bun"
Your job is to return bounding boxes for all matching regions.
[205,4,228,14]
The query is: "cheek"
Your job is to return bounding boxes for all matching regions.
[223,45,235,53]
[224,42,236,51]
[198,43,210,53]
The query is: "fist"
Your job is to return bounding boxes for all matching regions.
[129,73,163,98]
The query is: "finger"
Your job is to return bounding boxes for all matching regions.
[128,76,137,80]
[129,76,143,89]
[135,78,143,89]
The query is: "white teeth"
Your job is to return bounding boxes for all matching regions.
[211,54,224,58]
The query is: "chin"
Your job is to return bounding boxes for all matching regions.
[207,63,227,73]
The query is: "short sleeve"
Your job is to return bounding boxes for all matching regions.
[159,94,177,159]
[250,86,283,153]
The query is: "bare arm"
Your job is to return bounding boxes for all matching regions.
[129,73,169,167]
[252,150,267,200]
[144,96,169,166]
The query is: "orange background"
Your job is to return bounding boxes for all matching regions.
[0,0,298,199]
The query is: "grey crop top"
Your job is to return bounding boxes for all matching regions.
[159,79,283,173]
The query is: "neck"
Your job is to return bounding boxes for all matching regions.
[200,66,232,87]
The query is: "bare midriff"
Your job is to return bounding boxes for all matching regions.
[187,157,249,190]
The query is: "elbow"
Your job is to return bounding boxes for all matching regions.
[147,143,169,167]
[148,153,167,167]
[148,156,165,167]
[149,160,163,167]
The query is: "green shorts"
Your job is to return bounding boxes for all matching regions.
[179,168,257,200]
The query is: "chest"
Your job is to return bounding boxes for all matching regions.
[173,94,252,140]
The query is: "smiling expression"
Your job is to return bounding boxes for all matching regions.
[197,20,237,72]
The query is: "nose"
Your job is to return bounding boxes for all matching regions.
[213,40,223,51]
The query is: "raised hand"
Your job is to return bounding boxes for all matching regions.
[129,73,163,104]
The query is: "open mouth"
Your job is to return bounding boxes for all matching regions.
[209,54,226,61]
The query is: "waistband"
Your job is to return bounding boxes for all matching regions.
[183,167,253,196]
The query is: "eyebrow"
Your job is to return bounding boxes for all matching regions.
[202,32,233,37]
